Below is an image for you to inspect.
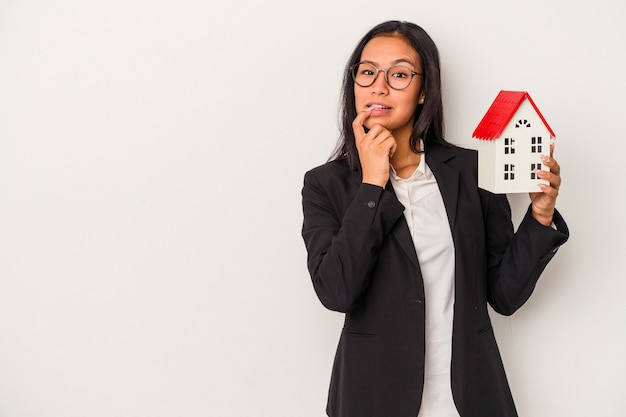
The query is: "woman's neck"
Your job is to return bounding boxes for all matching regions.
[390,130,421,179]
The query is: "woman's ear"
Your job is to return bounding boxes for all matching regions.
[418,93,425,104]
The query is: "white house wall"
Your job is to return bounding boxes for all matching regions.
[478,137,497,192]
[499,100,551,193]
[478,99,552,194]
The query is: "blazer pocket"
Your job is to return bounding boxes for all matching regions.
[343,329,377,338]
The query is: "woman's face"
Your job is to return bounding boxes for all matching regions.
[354,35,423,136]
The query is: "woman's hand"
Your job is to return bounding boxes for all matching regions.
[353,110,397,187]
[530,143,561,226]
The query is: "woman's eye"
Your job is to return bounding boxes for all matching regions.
[391,70,409,78]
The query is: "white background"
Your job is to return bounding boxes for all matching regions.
[1,0,625,416]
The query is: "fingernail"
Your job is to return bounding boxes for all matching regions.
[540,155,550,162]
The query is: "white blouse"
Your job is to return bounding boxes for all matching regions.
[389,153,461,417]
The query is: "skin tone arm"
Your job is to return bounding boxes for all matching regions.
[353,108,397,187]
[353,109,423,185]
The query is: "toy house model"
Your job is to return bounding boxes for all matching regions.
[472,90,556,194]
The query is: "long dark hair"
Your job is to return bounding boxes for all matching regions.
[330,21,450,170]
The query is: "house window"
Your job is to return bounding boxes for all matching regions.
[504,164,515,180]
[504,138,516,154]
[531,136,543,153]
[531,163,542,179]
[515,119,531,128]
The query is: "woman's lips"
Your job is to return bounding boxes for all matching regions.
[366,103,391,115]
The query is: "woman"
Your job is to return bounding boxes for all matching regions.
[301,21,569,417]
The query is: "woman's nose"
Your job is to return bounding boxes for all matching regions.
[371,70,389,94]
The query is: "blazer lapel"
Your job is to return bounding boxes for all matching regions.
[425,146,460,234]
[390,206,421,270]
[383,180,421,270]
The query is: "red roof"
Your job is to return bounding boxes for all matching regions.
[472,91,556,140]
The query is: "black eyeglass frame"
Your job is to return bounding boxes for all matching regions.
[350,62,422,91]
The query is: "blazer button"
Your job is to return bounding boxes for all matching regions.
[367,200,376,209]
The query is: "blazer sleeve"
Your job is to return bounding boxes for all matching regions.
[301,167,405,313]
[481,190,570,315]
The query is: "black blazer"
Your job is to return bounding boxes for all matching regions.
[301,144,569,417]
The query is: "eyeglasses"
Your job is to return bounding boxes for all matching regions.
[350,62,422,90]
